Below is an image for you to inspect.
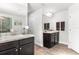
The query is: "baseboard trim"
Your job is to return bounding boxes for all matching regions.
[68,45,79,53]
[35,41,68,47]
[59,41,68,45]
[35,42,43,47]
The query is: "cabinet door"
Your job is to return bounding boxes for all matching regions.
[56,22,60,31]
[51,34,55,46]
[20,43,34,55]
[0,48,18,55]
[0,41,18,52]
[61,22,65,31]
[54,32,59,44]
[43,33,51,48]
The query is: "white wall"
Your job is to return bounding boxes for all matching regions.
[68,4,79,53]
[43,10,69,45]
[29,9,43,47]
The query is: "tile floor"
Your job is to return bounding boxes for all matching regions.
[34,44,79,55]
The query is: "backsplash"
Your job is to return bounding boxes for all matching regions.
[0,32,12,36]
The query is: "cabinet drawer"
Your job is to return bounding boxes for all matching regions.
[43,33,51,37]
[19,37,34,45]
[0,41,18,52]
[0,48,18,55]
[43,33,51,39]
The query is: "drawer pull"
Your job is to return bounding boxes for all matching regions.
[15,49,18,51]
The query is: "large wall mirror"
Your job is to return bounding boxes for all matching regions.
[0,16,12,33]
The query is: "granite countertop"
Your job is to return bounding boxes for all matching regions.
[43,30,59,33]
[0,34,34,43]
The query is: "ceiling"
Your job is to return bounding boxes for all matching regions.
[28,3,42,13]
[0,3,73,16]
[0,3,27,16]
[28,3,73,13]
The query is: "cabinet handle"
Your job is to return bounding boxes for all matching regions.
[15,49,18,51]
[20,48,22,50]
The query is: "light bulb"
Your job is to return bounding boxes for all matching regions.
[10,29,14,32]
[24,26,29,29]
[45,12,52,17]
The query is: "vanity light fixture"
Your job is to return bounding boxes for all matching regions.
[45,12,53,17]
[44,11,54,17]
[44,8,55,17]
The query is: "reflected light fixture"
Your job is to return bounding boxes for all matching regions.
[24,26,29,29]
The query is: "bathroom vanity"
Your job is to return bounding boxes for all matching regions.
[43,31,59,48]
[0,34,34,55]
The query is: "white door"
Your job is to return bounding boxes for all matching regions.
[69,4,79,53]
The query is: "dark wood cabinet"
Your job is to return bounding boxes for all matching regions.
[56,22,65,31]
[0,41,18,52]
[43,32,59,48]
[0,37,34,55]
[44,23,50,30]
[19,37,34,55]
[0,48,18,55]
[56,22,60,31]
[20,43,34,55]
[61,22,65,31]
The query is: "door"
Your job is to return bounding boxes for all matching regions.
[0,48,18,55]
[20,43,34,55]
[69,4,79,53]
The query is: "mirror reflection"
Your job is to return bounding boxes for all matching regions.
[0,16,12,33]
